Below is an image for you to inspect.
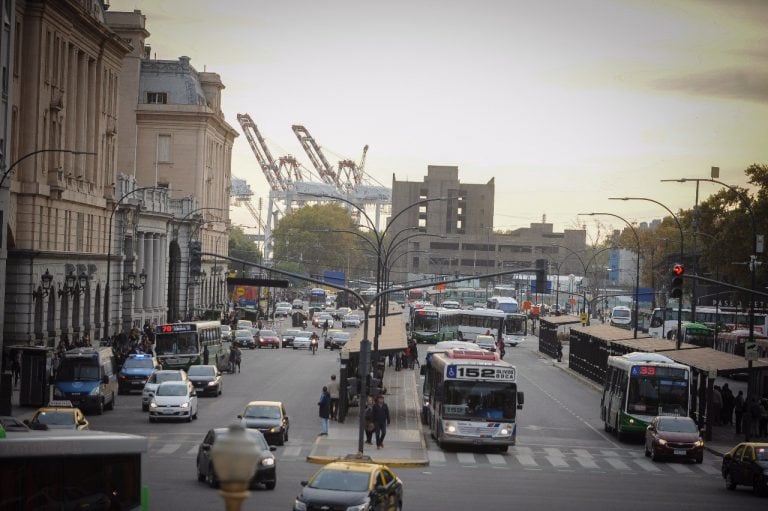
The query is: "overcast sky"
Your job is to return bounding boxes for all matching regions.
[111,0,768,237]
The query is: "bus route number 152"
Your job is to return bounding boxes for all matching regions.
[452,366,515,381]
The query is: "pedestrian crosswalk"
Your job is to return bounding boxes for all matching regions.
[144,434,316,461]
[425,445,723,476]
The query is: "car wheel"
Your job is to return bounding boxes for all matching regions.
[207,465,218,489]
[187,414,193,423]
[498,445,508,453]
[265,480,276,490]
[96,398,104,415]
[695,456,703,464]
[725,471,737,490]
[754,476,766,496]
[149,417,155,423]
[276,432,285,446]
[644,443,650,457]
[197,468,205,482]
[285,429,289,442]
[106,392,115,411]
[650,447,659,462]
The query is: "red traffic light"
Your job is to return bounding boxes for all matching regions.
[672,263,685,276]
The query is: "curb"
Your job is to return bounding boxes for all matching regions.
[306,454,430,467]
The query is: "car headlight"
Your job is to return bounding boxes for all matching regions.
[269,427,280,433]
[260,457,275,467]
[346,502,370,511]
[444,421,457,434]
[150,401,158,409]
[694,440,704,447]
[656,438,667,446]
[89,386,101,396]
[207,381,217,386]
[293,500,307,511]
[180,402,189,408]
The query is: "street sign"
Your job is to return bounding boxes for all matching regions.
[580,312,588,326]
[235,286,245,298]
[745,338,759,361]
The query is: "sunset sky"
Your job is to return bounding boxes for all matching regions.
[111,0,768,238]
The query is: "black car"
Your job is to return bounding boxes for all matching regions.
[233,328,257,349]
[238,401,290,446]
[186,365,222,397]
[196,428,276,490]
[722,442,768,496]
[281,329,302,348]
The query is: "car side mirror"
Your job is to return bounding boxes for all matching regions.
[300,480,308,487]
[647,425,654,431]
[78,419,87,426]
[270,446,277,452]
[191,391,197,397]
[237,414,242,419]
[517,391,525,406]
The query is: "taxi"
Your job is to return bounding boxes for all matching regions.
[722,442,768,496]
[25,400,89,430]
[293,459,403,511]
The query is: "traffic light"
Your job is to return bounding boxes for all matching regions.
[668,263,684,299]
[535,259,548,294]
[189,241,202,275]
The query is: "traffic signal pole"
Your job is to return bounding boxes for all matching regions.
[669,264,685,349]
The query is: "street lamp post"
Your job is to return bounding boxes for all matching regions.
[581,213,641,338]
[1,149,95,188]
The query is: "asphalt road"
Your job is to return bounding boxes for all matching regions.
[83,327,767,511]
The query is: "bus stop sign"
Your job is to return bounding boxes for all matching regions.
[744,338,759,361]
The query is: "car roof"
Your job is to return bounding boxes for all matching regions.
[155,369,186,375]
[322,461,388,473]
[655,416,695,422]
[244,400,283,408]
[189,364,217,370]
[157,381,188,387]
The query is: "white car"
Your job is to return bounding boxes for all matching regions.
[149,381,198,423]
[274,306,291,318]
[505,334,526,347]
[475,335,497,352]
[220,324,232,341]
[141,369,188,411]
[341,314,362,328]
[292,331,314,350]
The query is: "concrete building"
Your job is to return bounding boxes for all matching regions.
[608,247,639,287]
[3,0,131,348]
[0,0,15,362]
[388,165,586,291]
[107,9,236,323]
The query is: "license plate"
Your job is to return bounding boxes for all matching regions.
[132,381,144,385]
[674,449,686,455]
[163,410,173,415]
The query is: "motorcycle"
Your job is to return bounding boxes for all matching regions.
[310,337,318,355]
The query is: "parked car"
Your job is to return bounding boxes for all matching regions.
[474,335,497,352]
[281,329,302,348]
[258,330,281,349]
[292,460,403,511]
[142,369,189,411]
[341,314,362,328]
[118,353,159,395]
[327,331,351,350]
[187,365,223,397]
[292,331,314,350]
[26,400,89,431]
[644,416,704,463]
[238,400,290,446]
[722,442,768,496]
[233,328,257,349]
[196,427,276,490]
[149,381,198,423]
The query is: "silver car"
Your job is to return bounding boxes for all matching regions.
[142,369,188,411]
[341,314,361,328]
[292,331,313,350]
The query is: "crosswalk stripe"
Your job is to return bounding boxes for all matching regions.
[633,459,661,472]
[575,457,599,469]
[668,463,693,474]
[572,449,593,458]
[282,446,302,457]
[696,464,720,475]
[457,453,476,465]
[186,446,199,456]
[546,456,569,468]
[157,443,181,455]
[604,457,630,470]
[428,450,446,464]
[544,447,564,457]
[601,450,620,457]
[516,454,538,467]
[512,446,533,455]
[486,454,506,465]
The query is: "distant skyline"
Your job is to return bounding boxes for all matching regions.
[111,0,768,238]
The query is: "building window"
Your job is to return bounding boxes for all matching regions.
[157,134,171,163]
[146,92,167,104]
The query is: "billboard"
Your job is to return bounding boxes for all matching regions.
[232,285,259,307]
[323,270,346,288]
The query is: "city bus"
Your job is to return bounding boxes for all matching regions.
[487,295,519,314]
[503,312,528,347]
[680,322,714,348]
[492,285,518,298]
[648,306,768,339]
[601,352,691,439]
[610,306,632,329]
[457,308,507,342]
[442,287,487,308]
[309,288,327,308]
[410,308,460,344]
[155,321,229,372]
[423,349,524,451]
[714,329,768,358]
[408,288,426,302]
[0,429,147,510]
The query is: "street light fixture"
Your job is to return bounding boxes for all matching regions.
[121,269,148,291]
[32,269,54,300]
[58,271,88,298]
[210,423,262,511]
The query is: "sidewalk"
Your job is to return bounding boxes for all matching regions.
[307,308,428,467]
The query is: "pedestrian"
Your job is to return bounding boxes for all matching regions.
[410,342,419,369]
[327,374,340,420]
[760,393,768,438]
[556,339,563,363]
[318,386,331,436]
[364,396,375,445]
[747,396,763,440]
[721,383,734,425]
[203,344,209,365]
[11,350,21,387]
[228,345,238,373]
[372,394,390,449]
[234,345,242,373]
[734,390,745,434]
[388,353,395,367]
[711,385,723,426]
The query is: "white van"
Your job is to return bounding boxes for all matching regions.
[610,306,632,328]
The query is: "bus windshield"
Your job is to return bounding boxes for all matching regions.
[442,381,518,420]
[627,375,688,416]
[155,333,198,355]
[413,313,438,332]
[504,315,526,335]
[57,361,100,381]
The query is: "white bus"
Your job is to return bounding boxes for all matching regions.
[648,306,768,339]
[422,349,524,451]
[442,287,487,308]
[601,352,691,439]
[487,296,519,314]
[457,308,507,342]
[0,429,147,510]
[610,306,632,329]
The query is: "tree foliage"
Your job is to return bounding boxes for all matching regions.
[228,225,262,272]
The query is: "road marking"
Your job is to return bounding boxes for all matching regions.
[696,464,720,475]
[668,463,693,474]
[574,457,599,469]
[604,457,631,470]
[428,450,446,464]
[601,450,620,457]
[485,454,506,465]
[516,454,538,467]
[282,446,302,458]
[186,446,199,456]
[457,453,476,465]
[546,456,569,468]
[544,447,564,457]
[157,443,181,455]
[633,459,661,472]
[511,446,533,455]
[572,449,592,458]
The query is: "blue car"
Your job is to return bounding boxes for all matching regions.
[118,354,159,395]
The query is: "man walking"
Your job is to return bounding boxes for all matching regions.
[318,386,331,436]
[372,394,390,449]
[734,390,745,434]
[327,374,340,420]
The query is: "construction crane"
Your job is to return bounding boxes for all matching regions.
[291,125,339,188]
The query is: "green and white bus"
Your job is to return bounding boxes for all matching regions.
[410,308,461,344]
[601,352,691,439]
[423,349,524,451]
[155,321,230,372]
[442,287,487,308]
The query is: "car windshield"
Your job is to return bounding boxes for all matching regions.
[657,418,698,433]
[155,333,198,355]
[309,469,370,492]
[157,384,188,396]
[153,372,183,384]
[442,381,518,420]
[56,362,100,381]
[295,332,312,338]
[123,358,154,369]
[243,405,281,419]
[260,330,276,337]
[188,366,215,376]
[236,330,251,337]
[627,375,689,416]
[35,412,75,425]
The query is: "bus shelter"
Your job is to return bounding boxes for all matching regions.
[568,324,656,384]
[539,315,581,359]
[657,348,768,438]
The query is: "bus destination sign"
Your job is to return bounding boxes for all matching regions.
[157,324,194,333]
[446,364,516,382]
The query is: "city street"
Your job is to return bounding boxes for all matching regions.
[78,326,766,511]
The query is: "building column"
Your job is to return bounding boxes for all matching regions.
[65,44,78,172]
[142,234,152,311]
[135,232,145,314]
[86,56,96,183]
[75,51,88,173]
[160,235,168,318]
[152,234,161,311]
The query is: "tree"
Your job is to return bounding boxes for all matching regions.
[228,226,262,274]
